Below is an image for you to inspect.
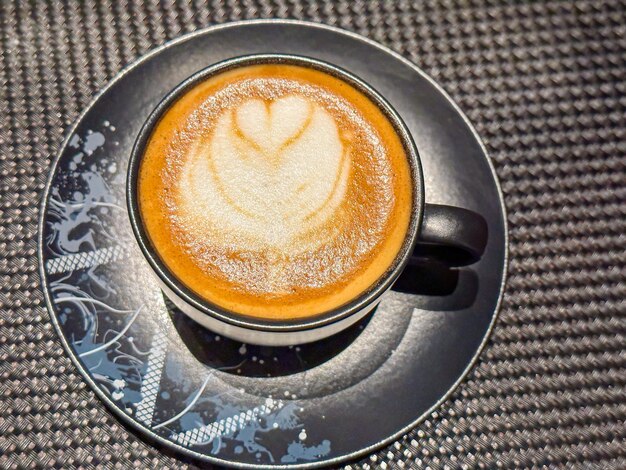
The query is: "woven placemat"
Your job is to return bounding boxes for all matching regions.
[1,1,625,468]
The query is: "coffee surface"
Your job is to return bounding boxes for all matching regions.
[138,64,413,319]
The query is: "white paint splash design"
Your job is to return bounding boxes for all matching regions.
[135,329,168,426]
[169,398,284,447]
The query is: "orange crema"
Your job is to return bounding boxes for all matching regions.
[138,64,413,319]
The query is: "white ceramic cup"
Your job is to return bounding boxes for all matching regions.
[127,54,487,346]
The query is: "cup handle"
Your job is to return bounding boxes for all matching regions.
[412,203,488,266]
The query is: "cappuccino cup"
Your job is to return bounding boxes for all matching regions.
[127,54,487,346]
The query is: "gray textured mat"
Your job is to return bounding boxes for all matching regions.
[1,1,625,469]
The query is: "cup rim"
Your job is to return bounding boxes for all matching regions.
[126,53,424,333]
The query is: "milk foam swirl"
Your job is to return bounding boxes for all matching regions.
[179,95,350,254]
[150,73,402,299]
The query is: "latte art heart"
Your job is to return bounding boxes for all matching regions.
[180,95,350,252]
[235,96,312,155]
[138,64,413,319]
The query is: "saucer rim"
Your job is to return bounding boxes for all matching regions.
[38,18,509,470]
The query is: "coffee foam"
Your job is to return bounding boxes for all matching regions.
[139,65,412,318]
[180,94,349,253]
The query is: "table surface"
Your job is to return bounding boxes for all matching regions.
[1,1,625,469]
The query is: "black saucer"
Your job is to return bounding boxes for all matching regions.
[39,20,507,469]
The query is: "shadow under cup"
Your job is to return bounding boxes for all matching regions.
[127,54,486,346]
